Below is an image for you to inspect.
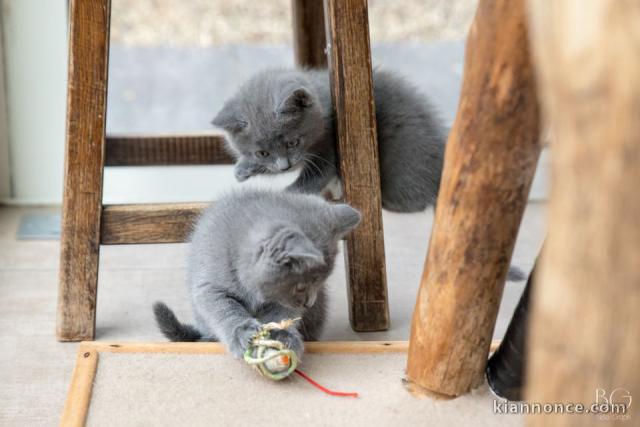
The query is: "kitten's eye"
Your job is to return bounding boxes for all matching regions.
[255,151,270,158]
[287,139,300,148]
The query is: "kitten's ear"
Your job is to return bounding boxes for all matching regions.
[284,243,325,268]
[263,229,325,269]
[332,204,361,238]
[211,104,247,134]
[276,87,313,115]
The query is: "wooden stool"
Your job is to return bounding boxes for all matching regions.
[57,0,389,341]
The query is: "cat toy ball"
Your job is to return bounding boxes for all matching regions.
[243,318,359,397]
[243,318,300,380]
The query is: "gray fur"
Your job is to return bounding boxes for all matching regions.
[212,68,447,212]
[153,302,202,341]
[154,189,361,359]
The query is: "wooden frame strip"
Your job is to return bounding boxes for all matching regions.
[61,340,501,424]
[84,340,500,354]
[60,344,99,427]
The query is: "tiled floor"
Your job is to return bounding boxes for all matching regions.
[0,203,545,426]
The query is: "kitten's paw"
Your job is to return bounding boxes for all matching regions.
[286,180,315,194]
[234,162,260,182]
[269,329,304,358]
[229,319,262,359]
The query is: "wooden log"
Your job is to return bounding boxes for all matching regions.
[105,133,233,166]
[100,203,207,245]
[292,0,327,68]
[57,0,111,341]
[405,0,541,396]
[324,0,389,332]
[527,1,640,425]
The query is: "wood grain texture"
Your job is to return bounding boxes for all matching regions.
[405,0,541,396]
[60,345,99,427]
[100,203,207,245]
[105,133,233,166]
[324,0,389,332]
[527,1,640,425]
[57,0,111,341]
[292,0,328,68]
[74,341,503,355]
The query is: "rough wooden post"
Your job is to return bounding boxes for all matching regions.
[324,0,389,331]
[57,0,111,341]
[527,1,640,425]
[405,0,541,396]
[292,0,327,68]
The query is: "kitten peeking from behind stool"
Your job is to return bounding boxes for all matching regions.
[153,190,360,359]
[212,68,447,212]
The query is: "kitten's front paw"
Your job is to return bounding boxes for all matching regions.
[229,319,261,359]
[286,180,313,194]
[269,329,304,359]
[234,162,260,182]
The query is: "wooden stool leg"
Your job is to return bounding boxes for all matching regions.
[324,0,389,332]
[292,0,327,68]
[527,2,640,425]
[57,0,111,341]
[405,0,541,396]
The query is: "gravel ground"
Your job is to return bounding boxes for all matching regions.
[111,0,478,46]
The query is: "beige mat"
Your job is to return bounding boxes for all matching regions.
[63,341,521,427]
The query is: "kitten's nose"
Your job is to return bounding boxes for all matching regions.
[277,158,291,171]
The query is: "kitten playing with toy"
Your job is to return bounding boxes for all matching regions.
[153,189,360,366]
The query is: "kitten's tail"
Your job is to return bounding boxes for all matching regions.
[153,302,202,342]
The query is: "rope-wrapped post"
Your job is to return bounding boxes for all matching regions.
[405,0,541,397]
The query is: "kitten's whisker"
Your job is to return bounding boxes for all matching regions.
[306,153,335,170]
[303,157,324,177]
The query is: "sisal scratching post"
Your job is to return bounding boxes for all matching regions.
[406,0,541,397]
[527,1,640,425]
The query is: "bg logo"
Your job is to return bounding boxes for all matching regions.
[595,388,632,410]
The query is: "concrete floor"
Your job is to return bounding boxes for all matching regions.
[0,202,545,425]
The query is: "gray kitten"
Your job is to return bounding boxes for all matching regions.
[212,68,447,212]
[153,189,361,359]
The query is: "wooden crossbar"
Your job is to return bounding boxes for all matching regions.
[100,203,207,245]
[105,133,234,166]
